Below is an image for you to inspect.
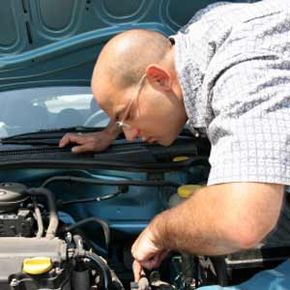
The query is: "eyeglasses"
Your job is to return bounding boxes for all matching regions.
[115,74,146,130]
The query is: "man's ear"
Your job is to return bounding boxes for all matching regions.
[145,65,172,91]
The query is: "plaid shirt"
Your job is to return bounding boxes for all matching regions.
[172,0,290,186]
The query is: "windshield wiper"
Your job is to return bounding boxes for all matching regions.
[0,126,103,145]
[0,127,204,146]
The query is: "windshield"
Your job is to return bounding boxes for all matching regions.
[0,86,110,138]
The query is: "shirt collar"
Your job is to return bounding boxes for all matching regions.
[171,33,208,131]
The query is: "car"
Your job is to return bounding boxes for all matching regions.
[0,1,289,290]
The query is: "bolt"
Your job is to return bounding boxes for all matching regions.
[10,278,20,287]
[0,190,7,196]
[65,232,72,243]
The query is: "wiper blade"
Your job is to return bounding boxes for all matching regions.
[0,126,103,145]
[0,127,205,146]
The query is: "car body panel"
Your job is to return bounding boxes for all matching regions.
[1,1,288,290]
[0,0,251,91]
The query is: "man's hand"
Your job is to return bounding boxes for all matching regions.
[59,131,113,153]
[131,218,169,280]
[59,120,121,153]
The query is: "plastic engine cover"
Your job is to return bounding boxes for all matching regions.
[0,237,67,290]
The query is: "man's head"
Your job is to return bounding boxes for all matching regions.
[91,29,187,146]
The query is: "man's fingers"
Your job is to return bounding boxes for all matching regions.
[131,231,159,262]
[59,131,112,153]
[59,134,78,147]
[59,133,88,148]
[71,143,93,153]
[133,248,170,275]
[159,249,170,262]
[147,249,169,268]
[140,251,167,270]
[132,260,143,282]
[59,134,70,147]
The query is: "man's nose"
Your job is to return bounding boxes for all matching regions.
[124,128,140,141]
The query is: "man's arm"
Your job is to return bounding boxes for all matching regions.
[59,119,121,153]
[132,183,284,272]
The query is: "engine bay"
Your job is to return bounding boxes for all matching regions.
[0,134,289,290]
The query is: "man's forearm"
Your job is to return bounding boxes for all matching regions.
[152,183,284,256]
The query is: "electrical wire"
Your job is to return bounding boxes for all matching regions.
[58,189,125,206]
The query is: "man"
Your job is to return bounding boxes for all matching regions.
[59,0,290,286]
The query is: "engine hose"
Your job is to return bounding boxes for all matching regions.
[28,188,58,239]
[64,217,110,252]
[75,250,113,290]
[34,204,44,238]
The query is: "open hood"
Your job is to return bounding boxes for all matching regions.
[0,0,223,91]
[0,1,288,290]
[0,0,230,138]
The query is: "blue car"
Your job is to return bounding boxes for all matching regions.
[0,1,289,289]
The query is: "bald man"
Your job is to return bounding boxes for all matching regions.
[60,30,185,152]
[59,0,290,286]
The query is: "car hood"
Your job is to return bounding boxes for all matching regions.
[0,0,221,92]
[1,2,287,290]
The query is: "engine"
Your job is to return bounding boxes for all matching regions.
[0,176,289,290]
[0,182,121,290]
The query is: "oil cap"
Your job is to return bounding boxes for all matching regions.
[23,257,53,275]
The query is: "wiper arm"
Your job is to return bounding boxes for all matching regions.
[0,127,205,146]
[0,126,103,145]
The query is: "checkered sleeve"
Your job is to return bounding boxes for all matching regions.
[207,55,290,185]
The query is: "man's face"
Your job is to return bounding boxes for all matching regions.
[93,74,187,146]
